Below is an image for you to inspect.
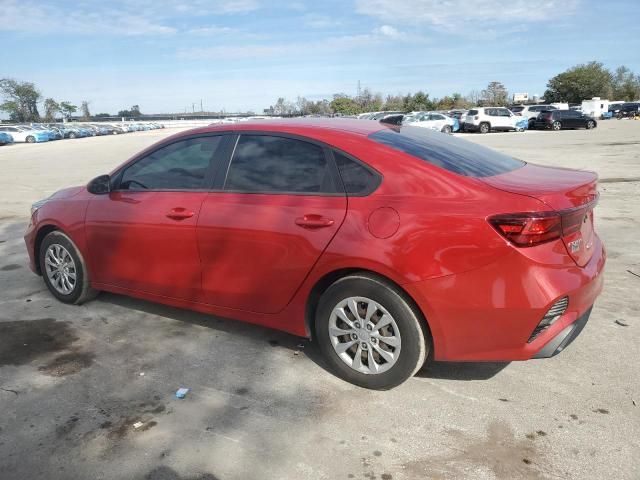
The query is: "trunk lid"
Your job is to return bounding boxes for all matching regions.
[482,163,598,267]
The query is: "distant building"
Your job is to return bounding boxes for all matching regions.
[513,92,529,103]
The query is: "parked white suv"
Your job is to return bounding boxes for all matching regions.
[462,107,521,133]
[510,105,557,127]
[403,111,457,133]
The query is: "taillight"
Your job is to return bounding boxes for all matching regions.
[488,198,597,248]
[474,115,479,120]
[489,213,562,247]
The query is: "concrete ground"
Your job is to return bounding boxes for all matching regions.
[0,121,638,480]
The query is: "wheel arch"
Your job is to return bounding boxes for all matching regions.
[33,224,61,275]
[305,268,433,349]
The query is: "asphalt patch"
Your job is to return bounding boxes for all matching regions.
[38,350,95,377]
[1,264,21,271]
[0,318,78,367]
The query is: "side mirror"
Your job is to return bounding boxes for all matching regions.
[87,174,111,195]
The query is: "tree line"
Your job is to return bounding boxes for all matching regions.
[2,61,639,121]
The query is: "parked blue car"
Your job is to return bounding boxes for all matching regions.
[0,132,14,145]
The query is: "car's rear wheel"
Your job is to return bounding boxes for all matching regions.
[441,124,452,134]
[68,132,76,139]
[315,274,428,390]
[552,121,562,131]
[26,136,35,143]
[586,120,595,129]
[479,122,490,134]
[40,231,98,305]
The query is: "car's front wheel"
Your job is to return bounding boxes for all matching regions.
[441,124,452,134]
[40,231,98,304]
[479,122,490,134]
[26,136,35,143]
[552,121,562,131]
[586,120,595,129]
[315,274,428,390]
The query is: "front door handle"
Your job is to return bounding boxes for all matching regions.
[166,207,195,220]
[295,214,334,229]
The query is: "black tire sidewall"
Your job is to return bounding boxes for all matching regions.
[26,136,35,143]
[315,275,428,390]
[40,232,87,304]
[480,123,489,133]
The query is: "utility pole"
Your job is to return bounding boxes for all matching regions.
[192,103,195,114]
[357,80,361,100]
[200,99,203,114]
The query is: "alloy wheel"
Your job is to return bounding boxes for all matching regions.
[44,244,77,295]
[329,296,401,374]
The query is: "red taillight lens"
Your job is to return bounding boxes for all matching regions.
[474,115,479,120]
[489,214,561,247]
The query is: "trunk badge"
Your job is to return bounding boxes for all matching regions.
[568,239,582,253]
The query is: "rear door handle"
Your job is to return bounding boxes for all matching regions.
[166,207,195,220]
[295,214,334,229]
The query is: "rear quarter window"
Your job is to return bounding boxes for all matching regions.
[368,126,525,178]
[467,109,479,115]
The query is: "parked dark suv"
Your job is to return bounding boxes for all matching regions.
[534,110,597,131]
[614,103,639,119]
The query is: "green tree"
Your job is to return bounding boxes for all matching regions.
[330,94,360,115]
[611,65,640,101]
[405,91,434,111]
[0,78,42,122]
[544,62,612,103]
[383,94,405,111]
[59,101,78,119]
[481,81,509,106]
[130,104,142,117]
[43,98,60,122]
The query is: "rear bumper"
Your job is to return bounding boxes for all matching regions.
[533,307,591,358]
[404,235,605,362]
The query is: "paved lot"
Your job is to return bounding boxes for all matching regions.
[0,122,638,480]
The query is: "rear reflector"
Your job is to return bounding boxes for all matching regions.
[488,197,597,248]
[528,296,569,343]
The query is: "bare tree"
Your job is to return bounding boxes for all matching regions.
[481,82,509,106]
[81,101,91,121]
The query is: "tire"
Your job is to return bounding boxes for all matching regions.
[26,136,36,143]
[479,122,490,134]
[69,132,77,139]
[586,120,595,129]
[314,274,429,390]
[552,121,562,131]
[441,124,452,134]
[39,231,98,305]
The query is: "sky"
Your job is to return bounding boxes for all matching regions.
[1,0,639,115]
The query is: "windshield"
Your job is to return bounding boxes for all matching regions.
[368,126,525,178]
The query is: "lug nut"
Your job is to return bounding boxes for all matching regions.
[351,333,358,341]
[371,338,377,344]
[354,322,361,328]
[366,324,372,331]
[361,342,368,350]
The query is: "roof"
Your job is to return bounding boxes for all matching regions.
[189,118,389,137]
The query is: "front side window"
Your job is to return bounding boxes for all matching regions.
[225,135,335,194]
[120,136,222,190]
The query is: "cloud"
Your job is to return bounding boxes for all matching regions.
[303,14,343,29]
[356,0,580,28]
[187,26,237,36]
[0,0,261,36]
[375,25,405,39]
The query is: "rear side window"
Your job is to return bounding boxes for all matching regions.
[510,106,524,113]
[225,135,335,194]
[368,126,525,178]
[334,152,380,195]
[467,109,478,115]
[120,136,222,190]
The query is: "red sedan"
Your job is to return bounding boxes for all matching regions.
[24,119,605,389]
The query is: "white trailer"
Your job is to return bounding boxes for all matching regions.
[581,98,609,118]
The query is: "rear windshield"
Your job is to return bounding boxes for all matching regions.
[510,106,524,112]
[368,126,525,178]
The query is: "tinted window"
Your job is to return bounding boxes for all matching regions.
[498,109,511,116]
[334,152,379,195]
[468,109,478,115]
[120,136,222,190]
[510,106,524,113]
[225,135,334,193]
[369,126,525,178]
